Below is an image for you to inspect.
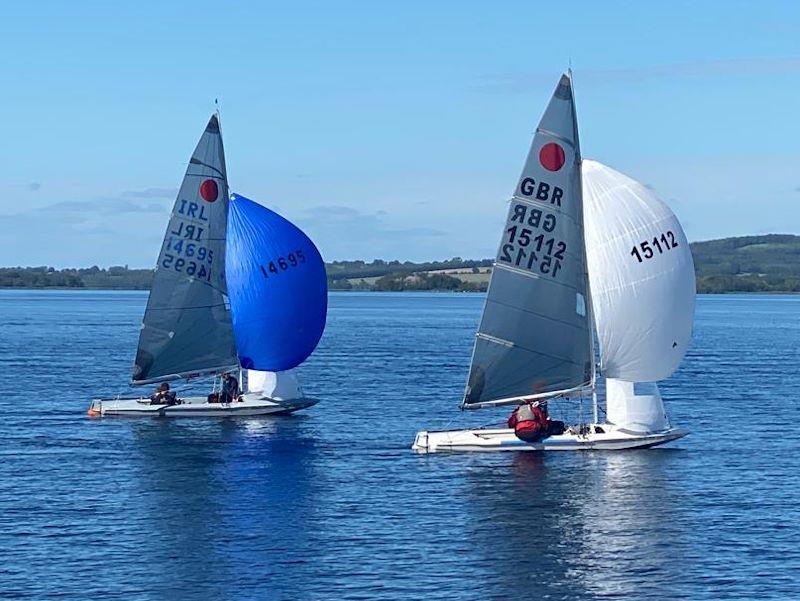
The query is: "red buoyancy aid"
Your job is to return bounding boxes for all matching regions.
[508,403,548,443]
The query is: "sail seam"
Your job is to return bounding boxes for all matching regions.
[583,212,675,247]
[151,269,230,296]
[188,158,224,177]
[591,261,689,296]
[145,302,230,311]
[479,355,585,401]
[475,333,587,373]
[494,263,584,292]
[483,297,589,332]
[535,128,575,148]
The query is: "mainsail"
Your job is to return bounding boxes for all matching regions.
[225,194,328,372]
[132,114,238,384]
[582,160,696,382]
[462,73,594,409]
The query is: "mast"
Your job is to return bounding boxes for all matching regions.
[569,69,599,424]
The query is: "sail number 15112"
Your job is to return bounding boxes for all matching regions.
[631,231,678,263]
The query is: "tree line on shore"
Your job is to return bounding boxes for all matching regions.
[4,235,800,293]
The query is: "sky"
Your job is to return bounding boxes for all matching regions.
[2,0,799,267]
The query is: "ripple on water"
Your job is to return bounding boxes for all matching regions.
[0,291,799,599]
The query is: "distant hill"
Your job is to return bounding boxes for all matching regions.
[0,265,152,290]
[690,234,800,293]
[3,235,800,293]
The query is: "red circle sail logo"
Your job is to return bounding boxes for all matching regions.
[539,142,565,172]
[199,179,218,202]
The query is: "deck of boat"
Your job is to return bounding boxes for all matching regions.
[412,424,688,453]
[89,394,318,417]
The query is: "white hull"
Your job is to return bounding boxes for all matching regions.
[412,424,687,453]
[89,393,318,417]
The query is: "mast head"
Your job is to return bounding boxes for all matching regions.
[206,112,221,134]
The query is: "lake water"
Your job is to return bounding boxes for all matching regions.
[1,290,799,599]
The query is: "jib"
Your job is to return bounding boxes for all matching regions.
[519,177,563,206]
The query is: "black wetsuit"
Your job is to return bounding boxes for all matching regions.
[221,376,239,403]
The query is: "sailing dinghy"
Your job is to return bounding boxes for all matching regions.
[89,115,327,417]
[412,73,695,452]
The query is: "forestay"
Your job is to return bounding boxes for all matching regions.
[226,194,328,372]
[582,160,695,382]
[462,73,594,409]
[132,114,238,384]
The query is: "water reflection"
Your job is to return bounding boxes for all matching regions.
[127,417,320,597]
[464,450,685,600]
[572,450,688,598]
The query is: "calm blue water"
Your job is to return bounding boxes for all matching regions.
[1,290,799,599]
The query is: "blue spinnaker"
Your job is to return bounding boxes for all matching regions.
[225,193,327,371]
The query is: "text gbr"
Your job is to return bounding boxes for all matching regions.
[518,178,563,206]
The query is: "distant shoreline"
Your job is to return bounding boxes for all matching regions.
[1,286,798,296]
[5,234,800,293]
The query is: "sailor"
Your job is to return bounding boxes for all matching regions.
[220,372,240,404]
[150,382,174,405]
[507,400,549,443]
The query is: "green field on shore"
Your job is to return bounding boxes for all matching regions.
[3,235,800,294]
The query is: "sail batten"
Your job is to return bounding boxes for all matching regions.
[131,114,238,385]
[462,73,593,409]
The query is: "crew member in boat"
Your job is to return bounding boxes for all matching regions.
[508,400,565,442]
[508,400,548,443]
[149,382,176,405]
[220,372,240,404]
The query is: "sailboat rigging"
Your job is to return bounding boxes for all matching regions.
[413,72,695,452]
[89,114,327,417]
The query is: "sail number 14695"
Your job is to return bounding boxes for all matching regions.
[259,250,307,279]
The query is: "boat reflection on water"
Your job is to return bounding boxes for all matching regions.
[123,417,320,598]
[463,450,687,599]
[571,450,690,598]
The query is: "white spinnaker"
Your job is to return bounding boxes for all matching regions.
[247,369,303,400]
[582,160,695,382]
[247,369,268,393]
[605,379,668,433]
